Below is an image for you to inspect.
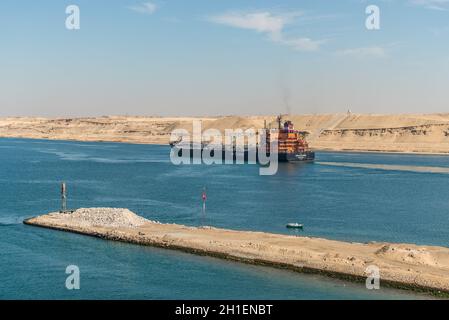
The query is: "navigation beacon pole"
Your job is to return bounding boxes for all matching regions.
[61,182,67,213]
[201,187,207,226]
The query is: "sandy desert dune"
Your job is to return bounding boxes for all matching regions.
[2,113,449,153]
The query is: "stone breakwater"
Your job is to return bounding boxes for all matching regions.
[24,208,449,296]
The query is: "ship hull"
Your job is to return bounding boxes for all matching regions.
[276,151,315,162]
[171,146,315,163]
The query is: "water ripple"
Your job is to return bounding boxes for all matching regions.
[318,162,449,174]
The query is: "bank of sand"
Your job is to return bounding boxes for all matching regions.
[24,208,449,295]
[2,113,449,153]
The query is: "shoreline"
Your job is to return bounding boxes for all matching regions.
[23,209,449,297]
[2,113,449,155]
[2,136,449,156]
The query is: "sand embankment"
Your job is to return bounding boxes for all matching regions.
[2,114,449,153]
[24,208,449,295]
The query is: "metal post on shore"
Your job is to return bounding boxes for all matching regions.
[61,182,67,213]
[201,187,207,226]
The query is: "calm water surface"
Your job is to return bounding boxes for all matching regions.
[1,138,448,299]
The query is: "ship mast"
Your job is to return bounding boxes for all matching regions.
[277,115,283,130]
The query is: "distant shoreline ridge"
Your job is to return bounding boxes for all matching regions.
[2,113,449,154]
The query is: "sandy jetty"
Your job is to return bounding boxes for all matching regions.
[24,208,449,295]
[3,113,449,153]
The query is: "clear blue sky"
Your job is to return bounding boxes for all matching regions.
[1,0,448,116]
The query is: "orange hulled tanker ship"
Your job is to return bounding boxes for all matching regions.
[265,115,315,162]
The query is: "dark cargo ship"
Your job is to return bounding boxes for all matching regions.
[170,116,315,163]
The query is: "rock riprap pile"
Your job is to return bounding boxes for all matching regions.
[57,208,149,228]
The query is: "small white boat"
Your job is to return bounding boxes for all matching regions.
[286,223,303,229]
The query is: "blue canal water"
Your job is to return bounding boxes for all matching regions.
[1,138,448,299]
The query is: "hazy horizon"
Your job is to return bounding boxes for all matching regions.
[4,111,449,120]
[1,0,449,117]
